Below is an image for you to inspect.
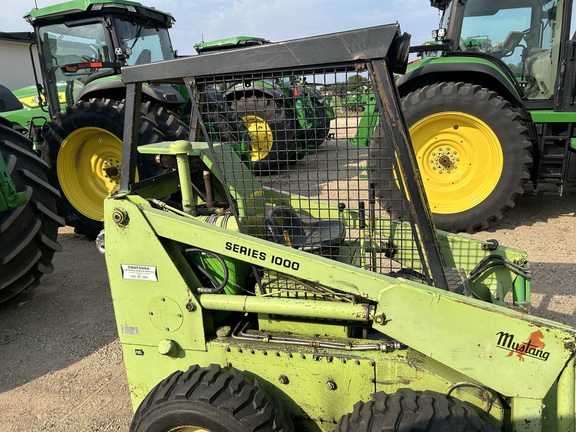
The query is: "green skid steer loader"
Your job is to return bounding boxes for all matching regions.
[101,24,576,432]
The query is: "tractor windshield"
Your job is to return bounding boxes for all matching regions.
[459,0,562,99]
[38,21,112,107]
[114,19,175,66]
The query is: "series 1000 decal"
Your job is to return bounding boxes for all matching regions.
[225,241,300,271]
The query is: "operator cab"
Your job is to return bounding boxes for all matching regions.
[25,1,176,117]
[442,0,563,100]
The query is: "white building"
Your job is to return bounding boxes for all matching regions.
[0,32,40,91]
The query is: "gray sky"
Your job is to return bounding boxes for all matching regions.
[1,0,442,52]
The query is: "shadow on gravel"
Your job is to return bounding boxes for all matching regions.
[525,262,576,327]
[485,183,576,232]
[0,232,117,393]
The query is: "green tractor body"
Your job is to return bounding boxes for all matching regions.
[354,0,576,233]
[102,24,576,432]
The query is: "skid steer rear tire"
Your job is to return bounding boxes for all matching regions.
[43,98,168,238]
[371,82,532,233]
[230,95,297,175]
[0,123,63,304]
[130,364,293,432]
[335,388,497,432]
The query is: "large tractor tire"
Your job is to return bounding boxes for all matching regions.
[305,99,331,148]
[0,123,63,304]
[130,364,293,432]
[201,99,250,148]
[141,101,190,141]
[230,95,297,175]
[43,98,181,237]
[370,82,532,233]
[335,389,496,432]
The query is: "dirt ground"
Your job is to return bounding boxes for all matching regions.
[0,175,575,431]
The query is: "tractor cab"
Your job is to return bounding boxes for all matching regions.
[24,0,176,117]
[433,0,567,100]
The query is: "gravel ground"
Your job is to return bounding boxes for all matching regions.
[0,164,574,431]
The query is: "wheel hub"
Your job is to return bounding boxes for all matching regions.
[103,159,121,182]
[57,126,130,221]
[429,147,459,173]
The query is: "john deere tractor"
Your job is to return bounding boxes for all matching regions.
[0,84,62,305]
[1,1,333,237]
[355,0,576,233]
[101,23,576,432]
[0,0,189,236]
[195,36,334,172]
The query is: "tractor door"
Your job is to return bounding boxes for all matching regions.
[35,20,114,117]
[554,0,576,112]
[456,0,564,103]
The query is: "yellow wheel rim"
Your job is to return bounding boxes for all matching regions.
[56,126,136,221]
[410,112,503,214]
[242,115,273,161]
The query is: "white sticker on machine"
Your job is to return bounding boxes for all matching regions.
[121,264,158,281]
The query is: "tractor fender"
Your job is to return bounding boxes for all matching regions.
[397,55,524,108]
[77,80,184,108]
[224,81,285,103]
[0,84,24,113]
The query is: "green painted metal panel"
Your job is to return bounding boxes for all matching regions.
[374,283,576,399]
[530,110,576,123]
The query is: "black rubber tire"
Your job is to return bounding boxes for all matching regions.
[130,364,293,432]
[202,99,250,145]
[141,101,190,141]
[0,123,63,304]
[368,125,409,221]
[230,95,297,175]
[370,82,532,233]
[335,389,497,432]
[305,99,330,148]
[43,98,165,237]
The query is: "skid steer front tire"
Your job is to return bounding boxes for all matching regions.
[0,123,63,304]
[130,364,293,432]
[335,388,496,432]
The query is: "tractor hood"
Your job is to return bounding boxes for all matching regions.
[194,36,271,54]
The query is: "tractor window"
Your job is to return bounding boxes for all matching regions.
[39,22,111,73]
[38,22,112,106]
[115,19,175,66]
[461,3,531,64]
[461,0,561,99]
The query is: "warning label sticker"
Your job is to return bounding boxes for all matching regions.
[121,264,158,282]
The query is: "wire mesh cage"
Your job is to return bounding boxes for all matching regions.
[119,25,456,302]
[190,65,437,293]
